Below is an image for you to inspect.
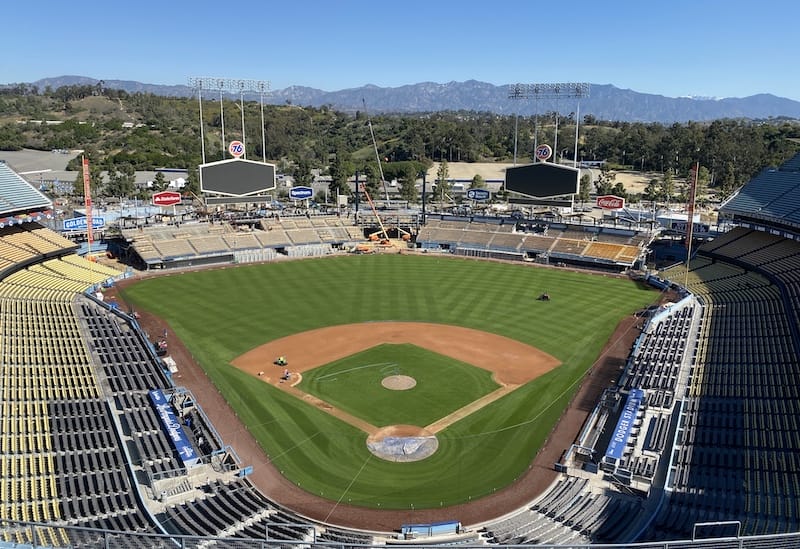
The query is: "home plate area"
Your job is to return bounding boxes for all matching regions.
[366,425,439,462]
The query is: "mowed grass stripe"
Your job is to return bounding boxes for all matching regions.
[122,254,657,509]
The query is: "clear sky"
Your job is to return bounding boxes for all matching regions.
[3,0,798,100]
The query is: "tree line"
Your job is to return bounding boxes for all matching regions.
[0,86,798,201]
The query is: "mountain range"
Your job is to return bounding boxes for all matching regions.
[21,76,800,123]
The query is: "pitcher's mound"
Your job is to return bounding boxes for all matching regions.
[382,375,416,390]
[367,425,438,462]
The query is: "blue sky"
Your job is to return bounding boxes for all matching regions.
[3,0,798,100]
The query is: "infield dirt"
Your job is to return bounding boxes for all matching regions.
[230,322,560,435]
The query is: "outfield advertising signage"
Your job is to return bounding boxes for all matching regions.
[63,217,105,231]
[289,186,313,200]
[152,191,182,207]
[467,188,491,201]
[596,195,625,209]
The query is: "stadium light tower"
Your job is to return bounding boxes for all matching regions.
[188,77,271,164]
[508,83,590,167]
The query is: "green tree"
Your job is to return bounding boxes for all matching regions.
[470,174,486,189]
[398,164,418,202]
[660,171,675,203]
[579,173,592,204]
[328,152,354,197]
[185,168,200,197]
[643,178,660,202]
[292,158,313,186]
[611,181,628,200]
[594,165,616,196]
[105,163,136,198]
[436,160,451,203]
[152,171,168,192]
[71,158,103,198]
[361,163,381,200]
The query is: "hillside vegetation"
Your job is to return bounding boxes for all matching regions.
[1,84,799,202]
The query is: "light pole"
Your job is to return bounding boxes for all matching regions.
[508,83,590,166]
[188,77,271,163]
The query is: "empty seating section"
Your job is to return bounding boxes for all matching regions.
[189,235,228,255]
[50,399,151,533]
[622,303,695,393]
[483,476,640,544]
[127,217,371,266]
[288,228,322,245]
[0,225,154,544]
[0,162,53,212]
[76,298,183,480]
[222,233,260,250]
[548,238,589,257]
[255,225,292,246]
[0,253,120,301]
[647,245,800,539]
[0,225,79,276]
[0,292,154,543]
[160,479,311,541]
[418,218,645,265]
[151,238,196,259]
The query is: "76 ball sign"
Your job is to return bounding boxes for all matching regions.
[535,144,553,161]
[228,140,244,158]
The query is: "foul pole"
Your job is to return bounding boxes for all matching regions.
[82,156,93,255]
[684,162,699,288]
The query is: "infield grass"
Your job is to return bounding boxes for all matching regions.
[298,343,499,427]
[121,254,658,509]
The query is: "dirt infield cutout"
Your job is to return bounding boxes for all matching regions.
[367,425,438,462]
[231,322,561,437]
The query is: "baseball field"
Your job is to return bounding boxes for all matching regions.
[121,254,656,510]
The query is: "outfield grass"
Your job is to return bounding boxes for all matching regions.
[122,254,657,509]
[298,343,499,427]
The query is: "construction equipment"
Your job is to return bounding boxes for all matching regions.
[359,183,390,244]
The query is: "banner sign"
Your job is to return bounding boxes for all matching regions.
[63,217,105,231]
[605,388,645,460]
[149,389,200,467]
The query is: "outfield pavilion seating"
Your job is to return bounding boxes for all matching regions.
[419,218,646,268]
[222,231,261,250]
[125,216,365,268]
[150,237,196,260]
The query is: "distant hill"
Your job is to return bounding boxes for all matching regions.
[19,76,800,123]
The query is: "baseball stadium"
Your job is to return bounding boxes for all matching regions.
[1,148,800,549]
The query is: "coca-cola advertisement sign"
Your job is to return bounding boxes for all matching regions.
[596,195,625,210]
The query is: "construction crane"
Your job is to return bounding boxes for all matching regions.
[362,98,391,202]
[359,183,390,244]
